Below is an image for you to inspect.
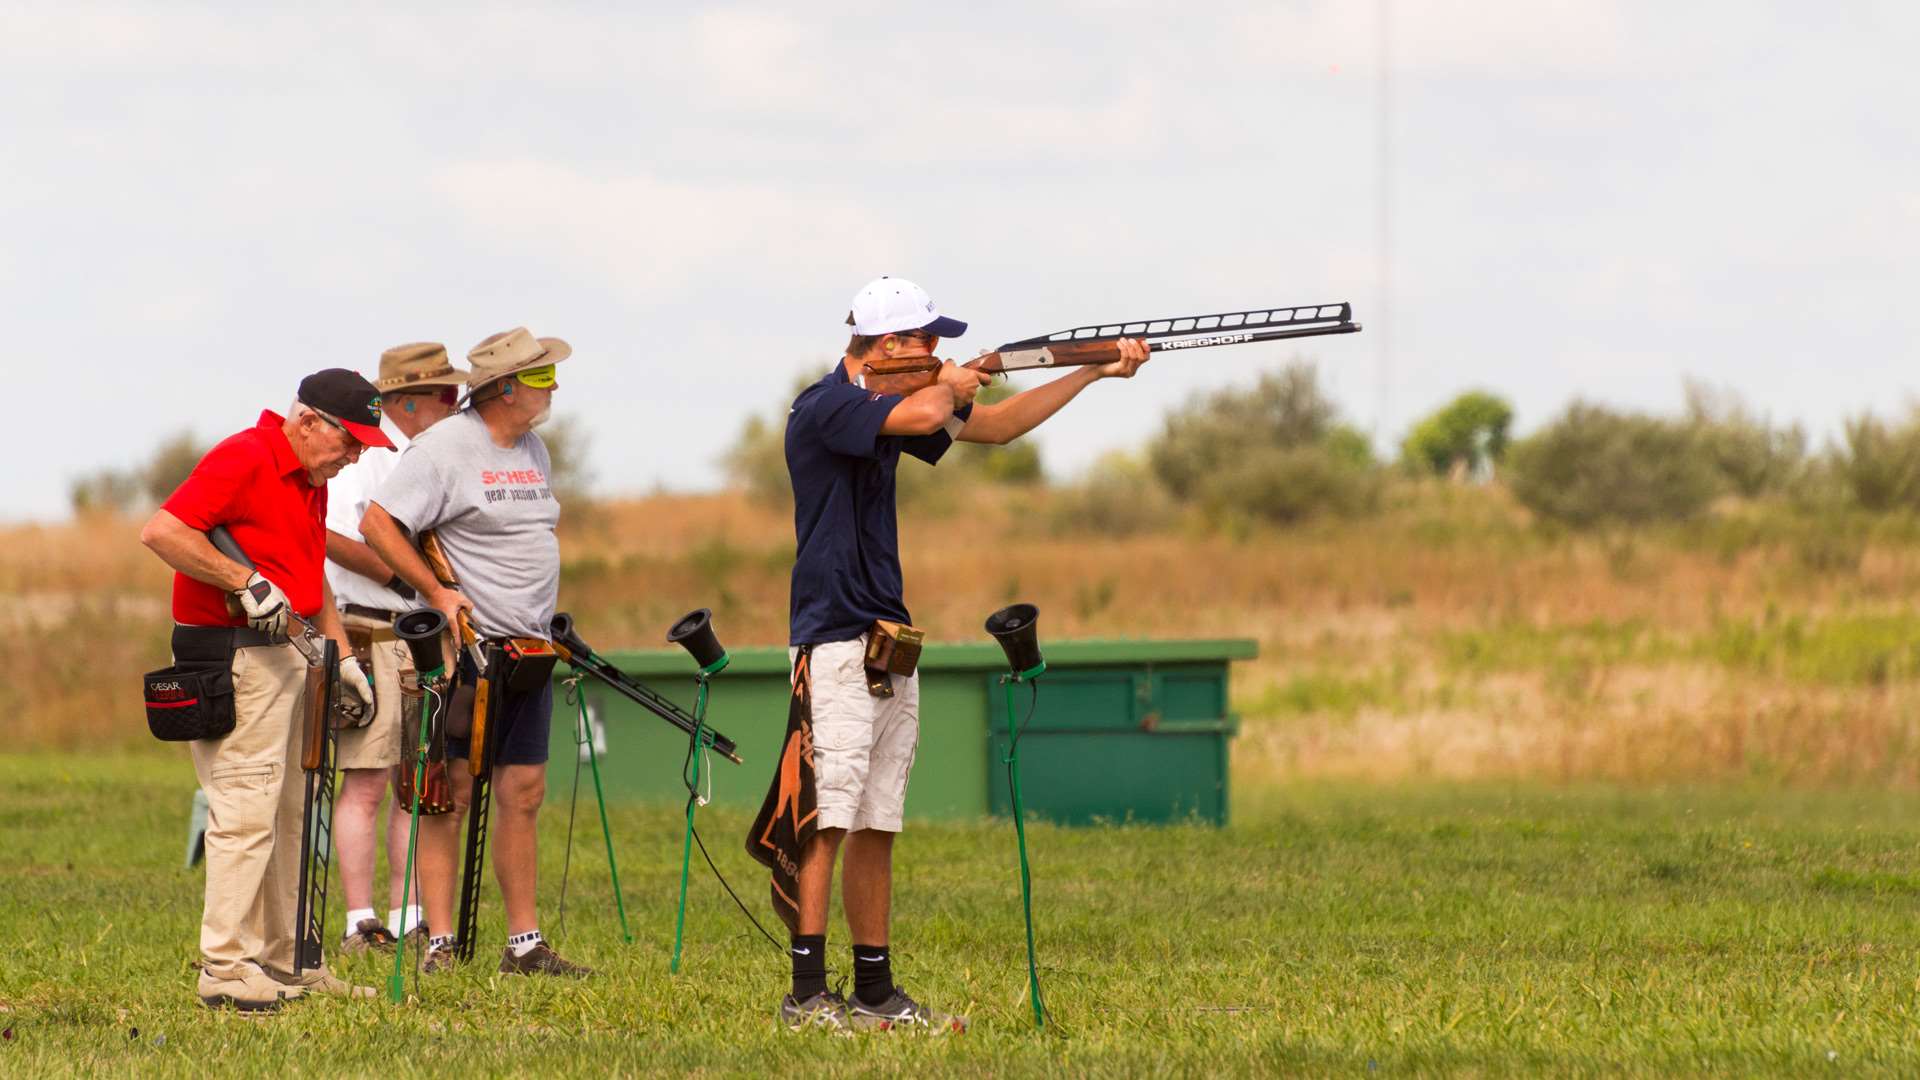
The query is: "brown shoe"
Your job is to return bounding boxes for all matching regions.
[421,941,456,974]
[498,942,592,978]
[339,918,398,956]
[198,969,305,1012]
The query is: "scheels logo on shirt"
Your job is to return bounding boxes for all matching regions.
[481,469,547,485]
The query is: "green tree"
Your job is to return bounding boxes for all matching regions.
[1400,391,1513,478]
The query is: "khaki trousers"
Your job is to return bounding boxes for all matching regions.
[188,641,309,982]
[334,613,410,770]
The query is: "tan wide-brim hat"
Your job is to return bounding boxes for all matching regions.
[375,342,469,393]
[465,327,571,393]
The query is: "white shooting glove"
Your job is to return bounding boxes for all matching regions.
[337,655,374,725]
[233,572,290,636]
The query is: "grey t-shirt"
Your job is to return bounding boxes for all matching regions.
[371,409,560,640]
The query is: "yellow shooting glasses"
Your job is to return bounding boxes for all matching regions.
[516,363,557,389]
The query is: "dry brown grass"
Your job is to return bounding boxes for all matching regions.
[14,486,1920,789]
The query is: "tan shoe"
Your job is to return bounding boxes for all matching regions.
[198,969,305,1012]
[276,966,377,999]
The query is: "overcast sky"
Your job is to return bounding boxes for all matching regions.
[5,1,1915,521]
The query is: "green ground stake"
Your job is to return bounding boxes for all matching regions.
[577,686,633,944]
[389,664,443,1004]
[670,680,711,974]
[1003,672,1047,1028]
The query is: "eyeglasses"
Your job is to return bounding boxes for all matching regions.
[394,386,458,407]
[309,408,367,453]
[516,364,557,389]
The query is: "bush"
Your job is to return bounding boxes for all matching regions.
[1829,411,1920,512]
[1047,452,1179,536]
[1149,364,1337,500]
[67,429,207,516]
[1681,381,1805,497]
[1401,391,1513,478]
[1147,363,1377,524]
[1198,444,1379,525]
[1506,402,1718,528]
[68,468,144,516]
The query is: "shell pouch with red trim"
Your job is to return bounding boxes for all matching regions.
[143,661,236,741]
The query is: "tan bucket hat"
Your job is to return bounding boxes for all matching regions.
[375,342,469,393]
[465,327,571,393]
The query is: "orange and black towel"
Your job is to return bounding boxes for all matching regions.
[747,647,818,934]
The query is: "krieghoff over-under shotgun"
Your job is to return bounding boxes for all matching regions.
[858,302,1362,398]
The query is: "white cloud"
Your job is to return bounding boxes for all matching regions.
[428,159,901,299]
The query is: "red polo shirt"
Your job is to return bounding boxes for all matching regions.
[161,411,329,626]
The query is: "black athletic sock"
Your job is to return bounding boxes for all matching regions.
[852,943,893,1007]
[790,934,828,1001]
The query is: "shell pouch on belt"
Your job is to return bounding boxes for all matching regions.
[501,638,558,693]
[863,620,925,698]
[143,662,236,741]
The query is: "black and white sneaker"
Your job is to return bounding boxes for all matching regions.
[779,990,853,1032]
[849,988,968,1033]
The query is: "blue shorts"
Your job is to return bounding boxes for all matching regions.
[446,656,553,767]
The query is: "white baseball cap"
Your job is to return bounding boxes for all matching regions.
[848,276,968,338]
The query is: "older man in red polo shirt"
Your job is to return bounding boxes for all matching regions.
[141,369,386,1011]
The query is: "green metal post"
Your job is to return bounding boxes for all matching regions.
[1004,672,1047,1028]
[389,665,442,1004]
[670,679,711,973]
[578,687,633,944]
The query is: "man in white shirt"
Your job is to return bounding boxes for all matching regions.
[325,342,467,952]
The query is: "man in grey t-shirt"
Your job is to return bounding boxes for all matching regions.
[360,326,589,979]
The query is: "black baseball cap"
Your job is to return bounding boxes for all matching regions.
[297,368,395,449]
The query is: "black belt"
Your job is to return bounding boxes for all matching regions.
[171,624,286,661]
[343,604,401,622]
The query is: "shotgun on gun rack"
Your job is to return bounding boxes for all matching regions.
[416,528,504,962]
[549,612,743,766]
[858,302,1363,397]
[206,525,340,976]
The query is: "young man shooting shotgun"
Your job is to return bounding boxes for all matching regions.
[756,277,1149,1032]
[358,327,590,978]
[139,369,384,1011]
[324,343,467,955]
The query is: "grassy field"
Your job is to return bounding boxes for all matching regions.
[12,485,1920,1073]
[6,752,1920,1076]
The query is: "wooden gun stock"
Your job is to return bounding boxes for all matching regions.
[301,638,339,772]
[420,529,482,665]
[468,675,491,777]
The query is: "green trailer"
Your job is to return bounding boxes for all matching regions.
[545,638,1254,826]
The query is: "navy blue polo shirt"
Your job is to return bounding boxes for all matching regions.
[786,363,971,646]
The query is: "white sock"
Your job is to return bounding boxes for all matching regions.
[343,907,377,939]
[508,929,543,957]
[388,906,424,936]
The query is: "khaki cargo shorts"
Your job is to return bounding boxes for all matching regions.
[334,613,411,771]
[793,635,919,833]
